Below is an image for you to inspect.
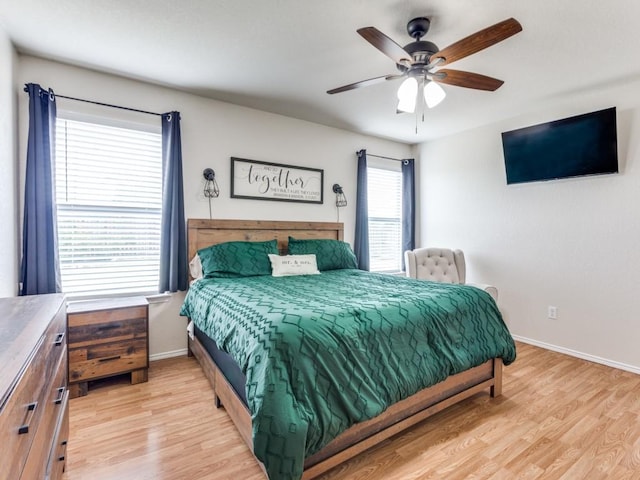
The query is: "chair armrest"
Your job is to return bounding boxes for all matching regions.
[466,283,498,302]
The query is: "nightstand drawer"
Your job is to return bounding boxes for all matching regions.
[69,338,147,382]
[68,317,147,348]
[67,305,147,328]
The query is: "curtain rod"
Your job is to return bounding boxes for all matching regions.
[24,85,163,117]
[360,152,407,163]
[55,94,163,117]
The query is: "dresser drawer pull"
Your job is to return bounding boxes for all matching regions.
[58,455,65,462]
[98,355,122,363]
[54,332,65,346]
[18,401,38,434]
[54,386,66,404]
[97,323,122,331]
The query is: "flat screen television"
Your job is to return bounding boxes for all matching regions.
[501,107,618,185]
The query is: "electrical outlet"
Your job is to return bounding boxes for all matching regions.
[548,306,558,320]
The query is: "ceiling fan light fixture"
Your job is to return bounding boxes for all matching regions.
[397,77,418,113]
[424,80,446,108]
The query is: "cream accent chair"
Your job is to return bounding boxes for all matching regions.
[404,248,498,302]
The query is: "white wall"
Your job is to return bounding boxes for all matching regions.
[0,28,18,297]
[17,55,412,357]
[418,81,640,372]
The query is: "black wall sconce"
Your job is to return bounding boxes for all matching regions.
[203,168,220,219]
[332,184,347,207]
[203,168,219,198]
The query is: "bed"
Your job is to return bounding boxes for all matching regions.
[181,218,516,479]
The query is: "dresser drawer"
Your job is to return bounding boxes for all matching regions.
[69,337,148,382]
[46,389,69,480]
[0,305,66,480]
[19,351,67,480]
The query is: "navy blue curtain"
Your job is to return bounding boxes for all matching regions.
[159,112,187,292]
[354,149,369,270]
[20,84,61,296]
[401,158,416,270]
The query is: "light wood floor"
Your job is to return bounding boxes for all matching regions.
[63,342,640,480]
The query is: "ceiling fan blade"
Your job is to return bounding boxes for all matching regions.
[327,74,403,94]
[430,18,522,66]
[434,69,504,91]
[357,27,412,66]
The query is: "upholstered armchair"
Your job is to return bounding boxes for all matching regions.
[404,247,498,302]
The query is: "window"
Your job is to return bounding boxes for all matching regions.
[54,115,162,297]
[367,161,403,272]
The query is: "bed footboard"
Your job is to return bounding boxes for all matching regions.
[188,334,503,479]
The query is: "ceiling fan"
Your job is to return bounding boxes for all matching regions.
[327,17,522,113]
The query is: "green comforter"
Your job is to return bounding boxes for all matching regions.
[180,269,516,479]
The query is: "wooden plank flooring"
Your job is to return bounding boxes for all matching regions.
[63,342,640,479]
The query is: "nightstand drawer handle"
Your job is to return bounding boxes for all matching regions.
[97,324,121,331]
[54,387,65,405]
[54,332,65,346]
[18,402,38,435]
[98,355,121,363]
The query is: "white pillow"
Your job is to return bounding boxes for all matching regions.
[268,254,320,277]
[189,254,203,281]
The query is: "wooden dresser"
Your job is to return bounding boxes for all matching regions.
[0,294,69,480]
[67,296,149,398]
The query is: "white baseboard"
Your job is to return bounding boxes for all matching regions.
[512,335,640,375]
[149,348,188,362]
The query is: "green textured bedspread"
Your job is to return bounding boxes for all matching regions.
[180,269,516,479]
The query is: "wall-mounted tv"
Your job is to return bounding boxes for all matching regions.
[501,107,618,185]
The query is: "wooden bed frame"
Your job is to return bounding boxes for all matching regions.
[186,218,503,479]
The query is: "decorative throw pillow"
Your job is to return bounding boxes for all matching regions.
[287,237,358,271]
[189,254,203,280]
[268,254,321,277]
[198,240,278,277]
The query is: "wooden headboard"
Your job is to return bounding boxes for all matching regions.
[187,219,344,261]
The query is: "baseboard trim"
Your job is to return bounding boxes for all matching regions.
[150,348,188,362]
[512,335,640,375]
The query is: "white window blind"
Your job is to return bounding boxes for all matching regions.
[54,117,162,297]
[367,165,403,272]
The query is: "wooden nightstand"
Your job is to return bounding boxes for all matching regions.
[67,296,149,398]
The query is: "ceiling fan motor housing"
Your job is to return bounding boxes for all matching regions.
[407,40,439,63]
[396,40,439,73]
[396,17,439,72]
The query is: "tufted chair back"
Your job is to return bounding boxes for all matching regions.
[404,247,498,302]
[404,248,466,284]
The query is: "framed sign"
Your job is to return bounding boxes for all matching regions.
[230,157,324,204]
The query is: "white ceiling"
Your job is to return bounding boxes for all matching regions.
[1,0,640,144]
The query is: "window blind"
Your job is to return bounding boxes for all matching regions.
[54,117,162,297]
[367,166,403,272]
